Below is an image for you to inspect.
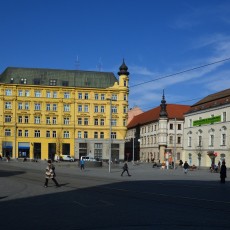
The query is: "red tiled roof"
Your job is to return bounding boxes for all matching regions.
[187,88,230,113]
[127,104,190,128]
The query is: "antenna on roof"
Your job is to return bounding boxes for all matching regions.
[97,57,103,71]
[75,56,80,70]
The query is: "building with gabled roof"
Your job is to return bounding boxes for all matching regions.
[125,92,190,163]
[183,88,230,167]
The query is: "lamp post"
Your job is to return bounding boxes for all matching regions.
[106,98,112,173]
[132,130,135,165]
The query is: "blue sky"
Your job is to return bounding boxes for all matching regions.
[1,0,230,111]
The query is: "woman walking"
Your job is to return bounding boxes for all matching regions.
[44,160,60,188]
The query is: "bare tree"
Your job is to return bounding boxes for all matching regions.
[56,132,63,160]
[194,145,203,169]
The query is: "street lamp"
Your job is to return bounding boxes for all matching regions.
[106,98,112,173]
[132,130,135,165]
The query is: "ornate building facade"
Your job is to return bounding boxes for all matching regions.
[0,60,129,161]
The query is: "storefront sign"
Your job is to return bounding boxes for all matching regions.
[193,115,221,126]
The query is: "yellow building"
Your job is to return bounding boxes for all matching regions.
[0,60,129,161]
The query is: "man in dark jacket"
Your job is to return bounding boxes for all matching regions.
[183,161,189,174]
[121,162,131,177]
[220,161,227,183]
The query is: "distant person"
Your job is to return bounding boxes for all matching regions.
[179,160,183,167]
[80,158,85,170]
[121,162,131,177]
[44,160,60,188]
[183,161,189,174]
[0,154,2,160]
[220,161,227,184]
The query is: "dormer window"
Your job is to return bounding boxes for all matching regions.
[34,78,41,85]
[20,78,27,84]
[10,78,14,83]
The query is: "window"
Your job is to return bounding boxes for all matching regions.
[169,124,173,130]
[94,132,98,138]
[95,94,99,100]
[111,119,117,126]
[78,105,82,112]
[53,104,57,111]
[25,116,29,123]
[5,102,12,109]
[84,131,88,138]
[189,119,192,127]
[124,94,127,101]
[210,135,214,147]
[20,78,27,84]
[169,136,173,144]
[5,115,11,122]
[46,91,51,98]
[111,105,117,113]
[124,80,127,86]
[46,104,51,111]
[46,131,50,138]
[34,130,40,137]
[34,116,40,124]
[78,131,82,138]
[111,132,117,139]
[18,90,23,96]
[94,143,103,160]
[64,117,70,125]
[100,119,104,126]
[53,117,57,124]
[222,134,226,146]
[101,106,105,113]
[34,91,41,97]
[46,117,51,124]
[53,91,57,98]
[34,79,40,85]
[123,106,127,113]
[94,119,99,125]
[178,124,182,130]
[84,105,89,112]
[18,130,22,137]
[49,79,57,86]
[53,131,57,138]
[188,137,192,147]
[84,118,88,125]
[18,102,23,110]
[25,102,29,110]
[24,90,30,97]
[34,103,41,110]
[64,104,70,112]
[111,94,117,101]
[94,106,99,113]
[198,136,202,146]
[64,92,70,99]
[5,129,11,136]
[18,116,23,123]
[101,94,105,100]
[62,81,69,86]
[223,112,226,122]
[85,93,89,99]
[100,132,104,139]
[25,130,29,137]
[177,136,181,144]
[63,131,70,138]
[78,93,82,99]
[78,118,82,125]
[5,89,12,96]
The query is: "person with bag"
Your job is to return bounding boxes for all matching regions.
[44,160,60,188]
[121,162,131,177]
[183,161,189,174]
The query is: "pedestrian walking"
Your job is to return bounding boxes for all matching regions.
[121,162,131,176]
[220,161,227,184]
[183,161,189,174]
[80,158,85,170]
[44,160,60,188]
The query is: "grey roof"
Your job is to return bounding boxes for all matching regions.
[0,67,118,88]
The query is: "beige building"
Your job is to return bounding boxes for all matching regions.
[183,88,230,167]
[0,60,129,161]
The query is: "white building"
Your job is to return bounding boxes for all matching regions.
[126,92,190,163]
[183,88,230,167]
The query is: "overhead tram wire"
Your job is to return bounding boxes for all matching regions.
[130,57,230,88]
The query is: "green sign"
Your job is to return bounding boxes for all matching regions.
[193,115,221,126]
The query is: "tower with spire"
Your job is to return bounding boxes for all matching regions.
[158,90,168,162]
